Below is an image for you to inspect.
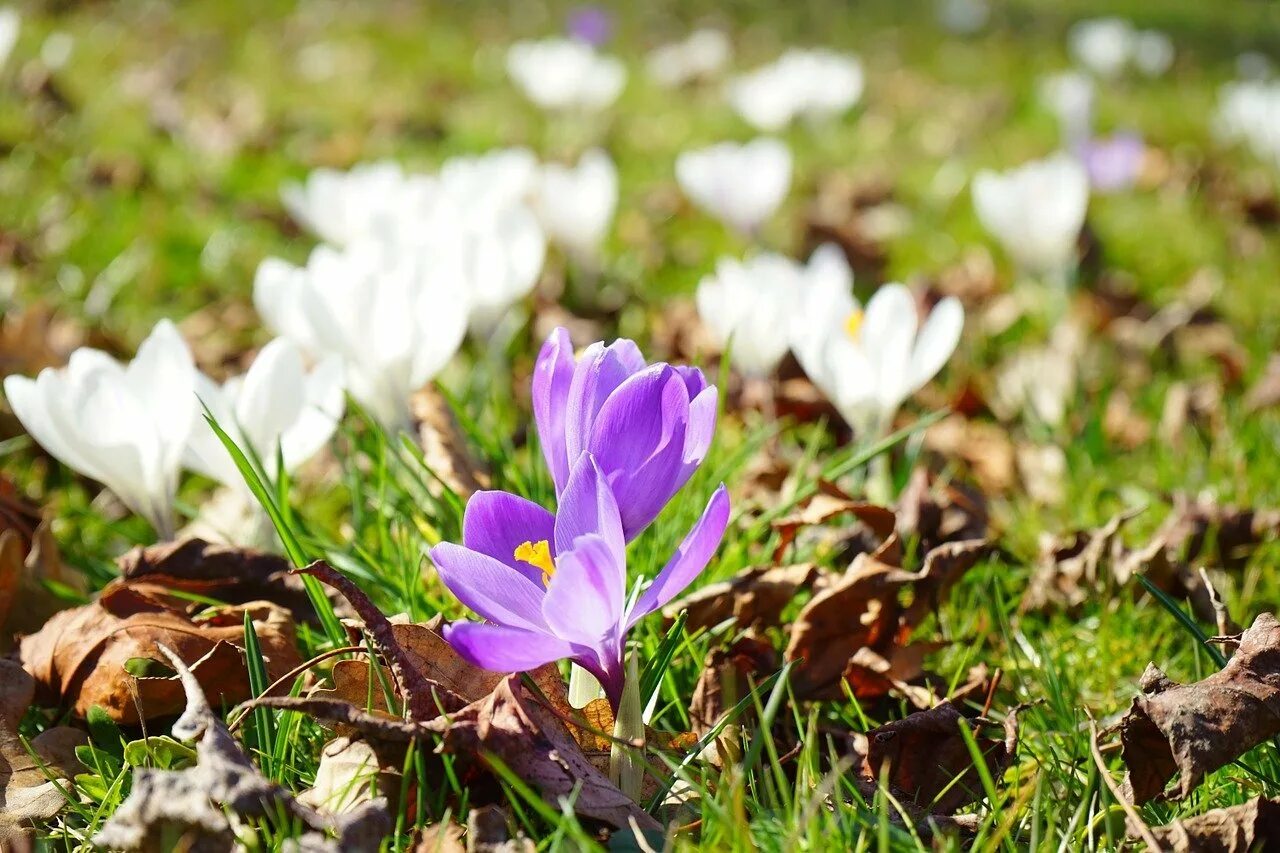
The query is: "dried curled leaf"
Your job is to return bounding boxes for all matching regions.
[19,578,302,722]
[662,562,828,632]
[1120,613,1280,804]
[1147,795,1280,852]
[689,636,777,737]
[92,644,389,853]
[849,700,1020,816]
[895,468,990,554]
[410,384,490,500]
[770,483,896,564]
[0,659,85,843]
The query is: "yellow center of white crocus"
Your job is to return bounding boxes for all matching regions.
[845,308,865,342]
[514,539,556,586]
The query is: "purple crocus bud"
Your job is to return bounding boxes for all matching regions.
[566,6,613,48]
[432,454,730,709]
[534,327,718,542]
[1078,132,1145,193]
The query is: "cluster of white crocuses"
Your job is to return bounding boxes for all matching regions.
[695,245,963,439]
[4,322,344,540]
[270,147,618,427]
[1068,17,1174,80]
[727,48,864,132]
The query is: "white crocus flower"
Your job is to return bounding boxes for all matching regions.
[254,242,468,429]
[281,161,435,247]
[531,148,618,260]
[1132,30,1174,78]
[1215,81,1280,169]
[433,148,539,227]
[0,8,18,68]
[506,38,626,111]
[185,338,345,494]
[1068,17,1135,79]
[646,29,731,88]
[971,153,1089,278]
[695,253,802,377]
[728,49,864,132]
[793,266,964,438]
[675,138,791,236]
[4,320,197,538]
[1039,71,1095,147]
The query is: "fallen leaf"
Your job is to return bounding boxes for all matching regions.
[1120,613,1280,804]
[1020,509,1141,613]
[850,701,1020,815]
[411,819,466,853]
[462,805,534,853]
[770,482,897,564]
[0,659,85,843]
[688,636,778,736]
[1103,391,1152,449]
[895,468,990,554]
[299,737,396,816]
[661,562,828,632]
[410,384,491,500]
[19,579,302,723]
[1015,443,1067,507]
[1146,795,1280,852]
[116,536,320,623]
[93,644,389,852]
[1245,354,1280,413]
[1160,380,1224,448]
[924,415,1018,495]
[802,175,894,282]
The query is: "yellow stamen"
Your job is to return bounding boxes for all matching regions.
[845,309,865,342]
[514,539,556,586]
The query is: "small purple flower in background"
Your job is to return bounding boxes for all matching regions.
[432,454,730,708]
[566,6,613,48]
[533,327,717,541]
[1078,132,1145,193]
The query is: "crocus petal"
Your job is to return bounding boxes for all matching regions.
[443,622,574,674]
[553,453,625,562]
[564,339,646,464]
[429,543,548,631]
[541,533,625,648]
[532,327,575,493]
[461,490,557,586]
[628,484,730,627]
[682,385,718,471]
[909,297,964,392]
[860,284,918,413]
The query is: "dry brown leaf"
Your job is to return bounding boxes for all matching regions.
[1160,380,1224,447]
[1015,443,1067,507]
[463,805,535,853]
[689,636,778,737]
[801,175,894,282]
[0,302,87,378]
[299,737,397,816]
[116,537,320,623]
[895,468,990,554]
[1020,509,1141,613]
[662,562,828,632]
[18,579,302,723]
[784,537,989,701]
[1245,354,1280,414]
[410,384,490,500]
[412,820,466,853]
[851,701,1019,815]
[923,415,1017,494]
[1103,391,1152,449]
[93,645,389,852]
[1146,794,1280,852]
[1120,613,1280,804]
[0,659,85,843]
[770,483,897,564]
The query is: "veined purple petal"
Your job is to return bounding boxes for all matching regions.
[462,490,556,586]
[444,622,574,673]
[429,543,548,632]
[674,365,710,400]
[611,439,688,540]
[628,484,731,628]
[564,339,646,464]
[553,453,625,560]
[532,328,576,493]
[542,533,626,648]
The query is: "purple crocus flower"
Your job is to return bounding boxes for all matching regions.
[432,453,730,708]
[1078,131,1145,193]
[566,6,613,48]
[533,327,717,542]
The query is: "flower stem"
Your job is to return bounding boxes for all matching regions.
[568,662,605,709]
[609,653,644,800]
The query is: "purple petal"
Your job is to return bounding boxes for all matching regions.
[429,543,548,631]
[675,365,709,400]
[541,533,626,648]
[628,484,731,628]
[532,327,576,493]
[564,339,647,465]
[553,453,625,560]
[462,490,556,586]
[444,622,574,673]
[587,365,691,538]
[683,385,718,470]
